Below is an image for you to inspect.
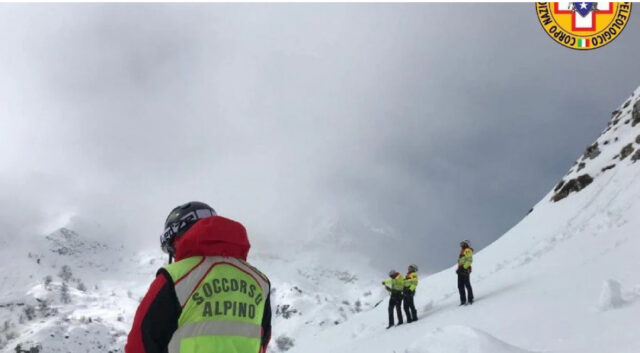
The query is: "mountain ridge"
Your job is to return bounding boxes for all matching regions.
[2,84,640,353]
[287,84,640,353]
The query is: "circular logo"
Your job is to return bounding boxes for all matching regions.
[536,2,632,50]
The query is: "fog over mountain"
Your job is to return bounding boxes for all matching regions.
[2,81,639,353]
[1,3,639,272]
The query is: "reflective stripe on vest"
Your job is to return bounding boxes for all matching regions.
[165,256,270,353]
[167,320,262,353]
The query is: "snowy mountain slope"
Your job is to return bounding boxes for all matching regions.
[0,227,155,353]
[3,86,640,353]
[250,249,385,350]
[288,86,640,353]
[0,218,387,353]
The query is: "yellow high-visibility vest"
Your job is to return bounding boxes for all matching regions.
[404,272,419,291]
[383,274,405,292]
[458,248,473,269]
[165,256,269,353]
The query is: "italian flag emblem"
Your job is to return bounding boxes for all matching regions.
[577,38,590,48]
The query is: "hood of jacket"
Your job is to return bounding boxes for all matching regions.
[174,216,250,262]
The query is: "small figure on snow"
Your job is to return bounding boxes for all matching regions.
[382,270,405,328]
[456,240,474,305]
[403,264,419,322]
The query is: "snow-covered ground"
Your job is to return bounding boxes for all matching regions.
[0,227,154,353]
[1,85,640,353]
[288,86,640,353]
[0,222,386,353]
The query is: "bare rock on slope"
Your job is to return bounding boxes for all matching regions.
[632,101,640,127]
[551,174,594,202]
[619,143,635,160]
[583,142,601,160]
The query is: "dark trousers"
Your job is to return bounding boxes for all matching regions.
[388,292,404,326]
[457,273,474,304]
[403,289,418,322]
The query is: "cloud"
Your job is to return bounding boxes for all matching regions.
[0,4,638,271]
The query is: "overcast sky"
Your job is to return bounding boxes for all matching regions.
[1,3,639,272]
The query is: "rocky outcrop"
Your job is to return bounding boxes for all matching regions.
[601,164,616,172]
[610,110,622,128]
[550,87,640,203]
[633,101,640,127]
[276,304,299,319]
[551,174,594,202]
[275,335,295,352]
[619,143,635,160]
[583,142,601,160]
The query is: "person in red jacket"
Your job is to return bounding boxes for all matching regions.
[125,201,272,353]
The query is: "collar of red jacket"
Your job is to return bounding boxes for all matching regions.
[174,216,250,262]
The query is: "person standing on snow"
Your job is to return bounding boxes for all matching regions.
[456,240,474,305]
[382,270,405,328]
[403,264,419,322]
[125,201,272,353]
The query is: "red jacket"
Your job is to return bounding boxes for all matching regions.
[125,216,271,353]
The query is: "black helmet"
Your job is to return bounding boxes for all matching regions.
[160,201,217,255]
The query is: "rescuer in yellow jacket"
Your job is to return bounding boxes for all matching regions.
[403,264,419,322]
[125,201,272,353]
[382,270,404,329]
[456,240,474,305]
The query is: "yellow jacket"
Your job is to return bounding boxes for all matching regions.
[382,274,405,293]
[458,247,473,270]
[404,272,418,291]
